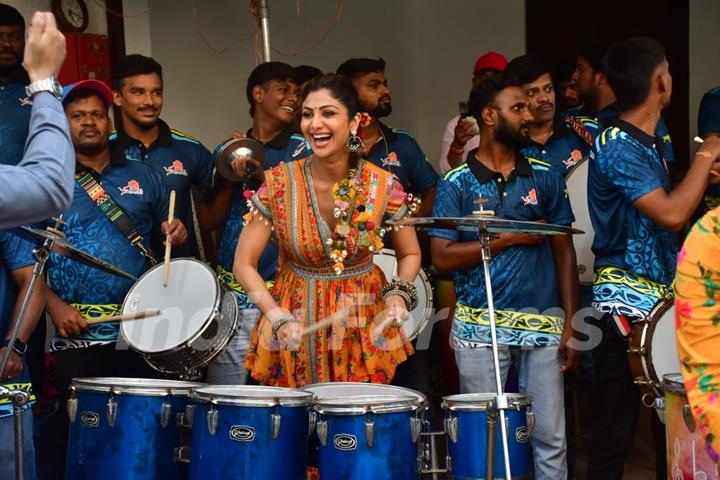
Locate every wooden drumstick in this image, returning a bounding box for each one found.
[301,307,350,337]
[373,312,400,338]
[85,309,161,325]
[163,190,176,287]
[695,136,704,143]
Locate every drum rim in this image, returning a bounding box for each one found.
[300,381,427,403]
[373,248,434,341]
[441,392,533,411]
[189,385,314,406]
[70,377,203,396]
[661,373,685,394]
[120,257,222,353]
[313,394,420,415]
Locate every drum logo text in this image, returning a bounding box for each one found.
[80,412,100,428]
[229,425,255,442]
[334,434,358,451]
[515,426,530,443]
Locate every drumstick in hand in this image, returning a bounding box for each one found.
[373,312,399,338]
[163,190,176,287]
[301,307,350,337]
[85,309,161,324]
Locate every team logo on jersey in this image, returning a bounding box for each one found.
[521,188,538,206]
[119,179,144,196]
[164,159,188,176]
[19,96,32,107]
[563,149,584,169]
[381,151,400,168]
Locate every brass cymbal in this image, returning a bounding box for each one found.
[215,137,266,182]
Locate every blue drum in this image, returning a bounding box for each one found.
[442,393,534,480]
[188,385,312,480]
[65,377,202,480]
[303,383,426,480]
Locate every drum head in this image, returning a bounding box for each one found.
[565,160,595,284]
[649,301,680,383]
[301,382,427,404]
[442,393,532,411]
[71,377,203,396]
[190,385,313,406]
[373,249,433,341]
[121,258,220,353]
[662,373,685,395]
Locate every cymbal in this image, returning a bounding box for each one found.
[387,215,584,235]
[14,227,137,281]
[215,137,266,182]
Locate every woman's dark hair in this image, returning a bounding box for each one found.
[301,73,363,118]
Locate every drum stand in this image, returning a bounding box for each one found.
[0,233,55,480]
[477,224,513,480]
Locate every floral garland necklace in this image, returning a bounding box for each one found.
[327,160,385,275]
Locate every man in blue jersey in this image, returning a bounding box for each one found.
[586,37,720,480]
[41,80,187,476]
[205,61,307,384]
[0,4,31,167]
[110,54,214,259]
[0,231,45,478]
[430,74,580,479]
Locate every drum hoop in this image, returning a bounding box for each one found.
[373,249,434,340]
[70,377,203,396]
[120,257,223,353]
[441,393,533,411]
[313,395,419,415]
[189,386,313,407]
[300,381,428,403]
[630,290,675,395]
[661,373,685,395]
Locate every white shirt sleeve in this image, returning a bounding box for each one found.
[439,115,460,174]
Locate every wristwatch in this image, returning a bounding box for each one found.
[25,77,63,99]
[0,338,28,356]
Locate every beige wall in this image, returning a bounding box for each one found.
[5,0,108,35]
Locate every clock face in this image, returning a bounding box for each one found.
[62,0,85,29]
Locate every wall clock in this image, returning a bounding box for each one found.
[52,0,90,33]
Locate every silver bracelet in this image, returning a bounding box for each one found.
[271,312,297,339]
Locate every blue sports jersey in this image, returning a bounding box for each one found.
[0,69,32,166]
[216,128,308,308]
[110,120,213,258]
[589,120,678,317]
[48,159,168,350]
[0,230,36,418]
[366,122,438,195]
[429,152,575,347]
[520,114,599,179]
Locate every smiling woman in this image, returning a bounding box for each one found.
[233,73,423,388]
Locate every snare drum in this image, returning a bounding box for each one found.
[662,374,719,479]
[373,249,433,341]
[565,159,595,284]
[442,393,534,479]
[66,377,202,480]
[306,384,424,479]
[120,258,238,377]
[628,292,680,401]
[188,386,313,480]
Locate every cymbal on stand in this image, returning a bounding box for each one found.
[215,137,266,182]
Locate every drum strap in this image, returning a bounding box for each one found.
[75,170,158,266]
[564,116,595,147]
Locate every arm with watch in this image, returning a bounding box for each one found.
[0,12,74,229]
[0,266,46,381]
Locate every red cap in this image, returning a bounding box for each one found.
[473,52,508,75]
[62,79,114,107]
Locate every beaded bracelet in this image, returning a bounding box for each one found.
[271,312,298,339]
[380,277,419,311]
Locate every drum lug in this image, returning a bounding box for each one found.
[67,398,78,423]
[316,419,327,447]
[365,417,375,448]
[654,397,666,424]
[444,416,458,444]
[161,400,172,428]
[271,413,281,440]
[526,411,536,437]
[207,407,218,436]
[173,446,191,464]
[106,397,117,428]
[683,404,696,433]
[627,346,646,355]
[410,417,422,444]
[308,410,317,436]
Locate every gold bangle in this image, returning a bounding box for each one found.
[696,150,712,159]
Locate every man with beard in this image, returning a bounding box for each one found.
[430,74,580,479]
[0,4,31,166]
[337,58,438,216]
[586,37,720,480]
[203,61,307,384]
[38,80,187,477]
[507,54,598,179]
[110,54,214,259]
